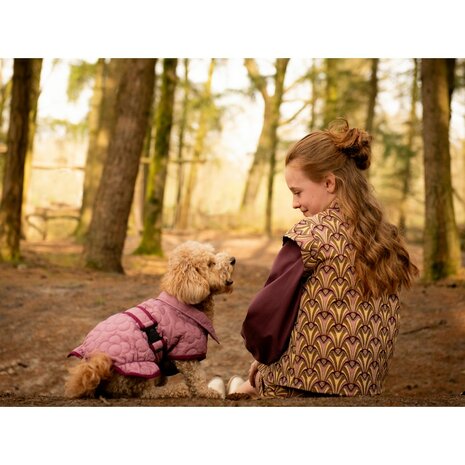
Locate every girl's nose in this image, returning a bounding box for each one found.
[292,198,300,209]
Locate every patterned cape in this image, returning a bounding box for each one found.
[242,200,400,396]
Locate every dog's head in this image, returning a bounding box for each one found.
[160,241,236,305]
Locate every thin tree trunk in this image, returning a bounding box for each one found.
[132,59,158,236]
[178,59,215,230]
[0,62,12,196]
[173,58,190,229]
[135,58,177,255]
[0,59,11,143]
[421,58,461,281]
[21,59,42,217]
[323,58,340,127]
[84,59,156,272]
[364,58,379,180]
[0,59,34,262]
[309,58,318,131]
[240,108,272,212]
[399,58,418,233]
[241,58,276,216]
[365,58,379,135]
[75,59,122,240]
[265,58,289,237]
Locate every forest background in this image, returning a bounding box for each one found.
[1,57,465,279]
[2,1,465,464]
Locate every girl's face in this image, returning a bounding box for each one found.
[284,161,336,217]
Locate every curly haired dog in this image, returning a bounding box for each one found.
[65,241,235,399]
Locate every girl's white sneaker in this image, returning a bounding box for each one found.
[226,375,245,395]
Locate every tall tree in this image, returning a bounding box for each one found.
[21,59,43,214]
[421,58,461,281]
[0,60,12,143]
[365,58,379,136]
[323,58,340,127]
[0,60,13,192]
[132,59,158,236]
[135,58,178,255]
[84,59,156,272]
[364,58,379,180]
[173,58,190,229]
[398,58,419,233]
[75,59,122,239]
[265,58,290,236]
[241,58,290,219]
[0,60,36,262]
[177,58,215,230]
[308,58,320,131]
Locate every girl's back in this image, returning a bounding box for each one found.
[259,201,399,396]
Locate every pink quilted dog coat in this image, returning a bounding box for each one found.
[69,291,219,379]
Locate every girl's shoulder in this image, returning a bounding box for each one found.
[285,201,346,248]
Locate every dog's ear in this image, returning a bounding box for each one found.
[178,264,210,305]
[162,262,210,305]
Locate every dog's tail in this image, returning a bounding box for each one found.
[64,352,113,398]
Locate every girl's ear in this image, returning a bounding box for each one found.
[325,173,336,194]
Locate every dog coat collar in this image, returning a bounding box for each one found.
[155,291,220,344]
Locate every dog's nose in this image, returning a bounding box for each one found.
[230,257,236,265]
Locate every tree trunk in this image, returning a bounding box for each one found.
[365,58,379,135]
[0,59,34,262]
[265,58,289,237]
[0,62,12,196]
[241,58,283,217]
[421,58,461,281]
[135,58,177,255]
[0,59,12,144]
[177,59,215,230]
[132,59,158,236]
[173,59,190,229]
[240,108,272,213]
[75,59,122,240]
[364,58,379,180]
[83,59,156,272]
[323,58,340,127]
[21,59,42,217]
[399,58,419,233]
[309,58,318,131]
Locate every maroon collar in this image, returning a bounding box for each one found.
[156,291,219,344]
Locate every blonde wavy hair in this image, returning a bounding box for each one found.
[285,118,419,297]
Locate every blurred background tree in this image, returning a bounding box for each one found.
[1,58,464,280]
[83,59,156,272]
[135,58,177,256]
[0,59,42,261]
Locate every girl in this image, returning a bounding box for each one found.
[233,119,419,398]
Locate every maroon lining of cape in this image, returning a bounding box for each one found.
[241,238,305,365]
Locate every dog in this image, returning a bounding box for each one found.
[65,241,235,399]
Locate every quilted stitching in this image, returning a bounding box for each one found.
[70,292,218,378]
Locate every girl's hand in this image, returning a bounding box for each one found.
[248,360,259,388]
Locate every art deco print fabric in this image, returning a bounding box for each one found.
[257,201,400,397]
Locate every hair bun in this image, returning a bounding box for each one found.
[327,118,372,170]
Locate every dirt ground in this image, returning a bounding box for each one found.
[1,231,465,407]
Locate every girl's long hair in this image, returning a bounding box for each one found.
[285,118,419,297]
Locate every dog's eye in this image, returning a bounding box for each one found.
[208,260,215,268]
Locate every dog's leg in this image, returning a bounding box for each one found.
[174,360,223,399]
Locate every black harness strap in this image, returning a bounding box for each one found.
[125,307,179,377]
